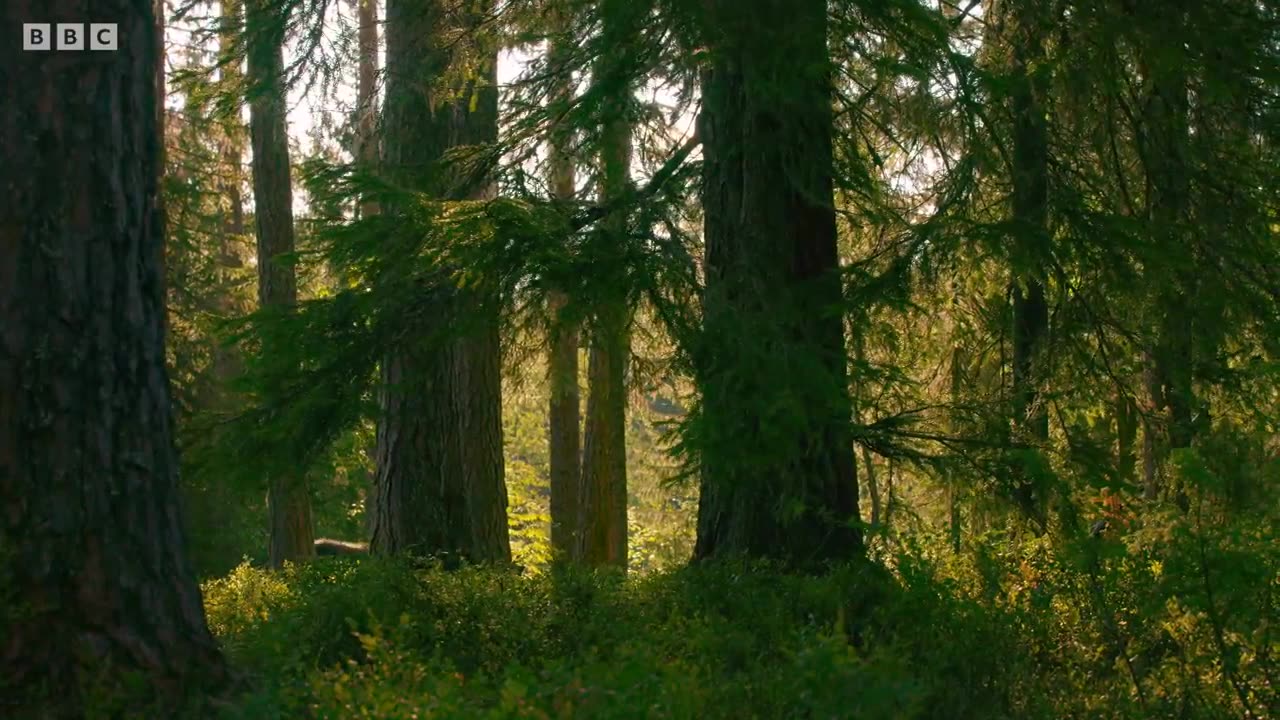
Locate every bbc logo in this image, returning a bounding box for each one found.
[23,23,119,51]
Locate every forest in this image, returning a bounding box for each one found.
[1,0,1277,717]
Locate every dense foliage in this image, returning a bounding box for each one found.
[63,0,1280,714]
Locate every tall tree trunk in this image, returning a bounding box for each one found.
[1116,388,1138,484]
[355,0,380,219]
[949,344,965,553]
[546,31,583,562]
[246,0,315,567]
[579,1,633,568]
[0,0,229,711]
[1138,3,1194,507]
[692,0,862,568]
[448,12,510,563]
[371,0,510,563]
[212,0,247,394]
[352,0,380,534]
[1003,0,1051,531]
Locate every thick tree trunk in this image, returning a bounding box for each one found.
[546,32,584,562]
[579,305,630,567]
[371,338,471,556]
[0,0,228,711]
[454,31,511,563]
[371,0,510,563]
[457,300,512,563]
[692,0,862,568]
[247,0,316,567]
[579,11,633,568]
[1003,0,1051,530]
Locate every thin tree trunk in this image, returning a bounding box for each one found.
[1116,387,1138,484]
[579,2,633,568]
[212,0,247,394]
[692,0,862,568]
[949,345,964,553]
[1138,2,1194,508]
[355,0,380,219]
[353,0,380,535]
[1003,0,1051,531]
[246,0,315,567]
[546,30,583,562]
[0,0,229,710]
[862,445,880,528]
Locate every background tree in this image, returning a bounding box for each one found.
[578,0,637,569]
[545,8,584,562]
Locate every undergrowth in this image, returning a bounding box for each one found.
[199,506,1275,720]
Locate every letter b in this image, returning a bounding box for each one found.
[56,23,85,51]
[23,24,51,51]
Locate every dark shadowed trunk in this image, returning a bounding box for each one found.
[0,0,228,711]
[546,32,583,562]
[247,0,315,567]
[692,0,862,568]
[1138,3,1194,506]
[579,3,633,568]
[1002,0,1051,530]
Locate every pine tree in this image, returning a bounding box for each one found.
[0,0,228,710]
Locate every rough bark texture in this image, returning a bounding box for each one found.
[1003,0,1051,530]
[371,336,471,556]
[579,9,633,568]
[546,33,583,562]
[371,0,510,563]
[247,0,316,567]
[0,0,228,711]
[451,27,511,563]
[692,0,862,568]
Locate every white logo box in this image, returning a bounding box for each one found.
[24,23,118,51]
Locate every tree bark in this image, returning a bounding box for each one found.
[371,0,510,563]
[1138,3,1194,507]
[355,0,380,219]
[1002,0,1051,530]
[246,0,316,567]
[212,0,248,394]
[579,2,633,568]
[692,0,862,568]
[546,32,583,562]
[0,0,228,711]
[353,0,380,534]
